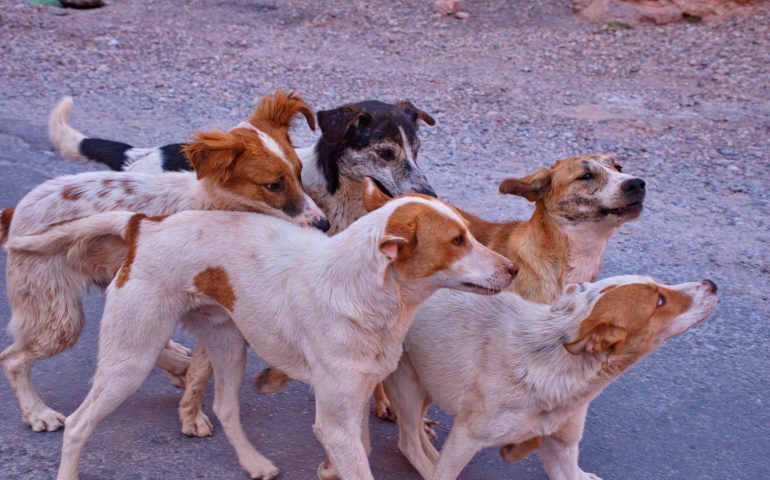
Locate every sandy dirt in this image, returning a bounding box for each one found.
[0,1,768,479]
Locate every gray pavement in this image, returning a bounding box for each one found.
[1,1,768,479]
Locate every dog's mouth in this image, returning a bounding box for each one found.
[370,178,394,198]
[461,282,503,295]
[601,201,644,217]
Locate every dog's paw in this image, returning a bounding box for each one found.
[162,369,187,389]
[316,459,338,480]
[422,417,438,441]
[166,339,192,357]
[23,406,65,432]
[374,399,396,422]
[181,411,214,437]
[578,472,603,480]
[242,458,279,480]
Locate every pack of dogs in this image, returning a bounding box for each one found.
[0,91,718,480]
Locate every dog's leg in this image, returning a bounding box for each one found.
[58,295,176,480]
[1,265,88,433]
[430,424,483,480]
[314,380,374,480]
[538,405,601,480]
[189,314,279,479]
[157,339,192,388]
[373,382,396,421]
[178,343,214,437]
[384,356,437,478]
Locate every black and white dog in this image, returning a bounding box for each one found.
[50,96,437,234]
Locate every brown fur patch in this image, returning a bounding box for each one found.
[115,213,147,288]
[0,207,14,244]
[62,185,84,201]
[386,202,469,279]
[564,283,692,365]
[122,180,135,195]
[193,267,236,311]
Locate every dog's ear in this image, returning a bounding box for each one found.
[380,215,416,261]
[362,177,392,212]
[317,104,372,144]
[250,90,316,133]
[564,321,628,355]
[183,130,246,183]
[397,100,436,130]
[498,168,552,202]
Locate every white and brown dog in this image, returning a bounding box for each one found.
[385,276,718,480]
[8,179,517,480]
[48,94,441,436]
[0,91,328,433]
[49,96,438,234]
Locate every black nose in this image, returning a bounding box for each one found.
[622,178,646,194]
[702,279,717,294]
[314,217,331,233]
[419,185,437,198]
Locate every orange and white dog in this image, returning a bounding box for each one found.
[0,91,328,433]
[8,179,517,480]
[385,276,718,479]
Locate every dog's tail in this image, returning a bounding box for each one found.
[0,207,13,245]
[5,211,139,256]
[49,96,133,171]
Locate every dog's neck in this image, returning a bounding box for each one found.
[559,220,616,284]
[297,146,365,235]
[506,302,620,410]
[462,203,614,303]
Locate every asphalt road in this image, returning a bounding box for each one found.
[1,1,768,479]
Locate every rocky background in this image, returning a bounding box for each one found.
[0,1,768,479]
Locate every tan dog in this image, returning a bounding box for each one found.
[8,179,517,480]
[0,91,327,433]
[385,276,718,479]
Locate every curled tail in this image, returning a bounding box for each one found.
[4,211,139,258]
[48,96,133,171]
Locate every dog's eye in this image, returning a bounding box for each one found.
[452,234,465,246]
[577,173,594,181]
[378,148,395,161]
[657,294,666,308]
[265,181,284,192]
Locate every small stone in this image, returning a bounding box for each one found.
[455,11,470,20]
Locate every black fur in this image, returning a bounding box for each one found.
[160,144,191,172]
[79,138,132,171]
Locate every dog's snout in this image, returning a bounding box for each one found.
[622,178,646,194]
[419,185,438,198]
[701,279,718,294]
[314,217,331,233]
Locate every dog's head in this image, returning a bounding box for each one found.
[499,154,645,227]
[558,275,718,372]
[315,100,437,198]
[362,178,516,294]
[184,91,330,232]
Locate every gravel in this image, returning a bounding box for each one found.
[0,1,768,479]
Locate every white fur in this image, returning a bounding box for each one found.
[123,148,164,173]
[385,276,718,480]
[35,197,514,480]
[48,96,86,161]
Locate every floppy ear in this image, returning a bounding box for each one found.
[361,177,392,212]
[499,168,552,202]
[183,131,246,183]
[317,104,373,144]
[380,215,416,261]
[564,321,628,355]
[397,100,436,130]
[250,90,316,132]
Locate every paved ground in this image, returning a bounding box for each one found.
[1,1,768,479]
